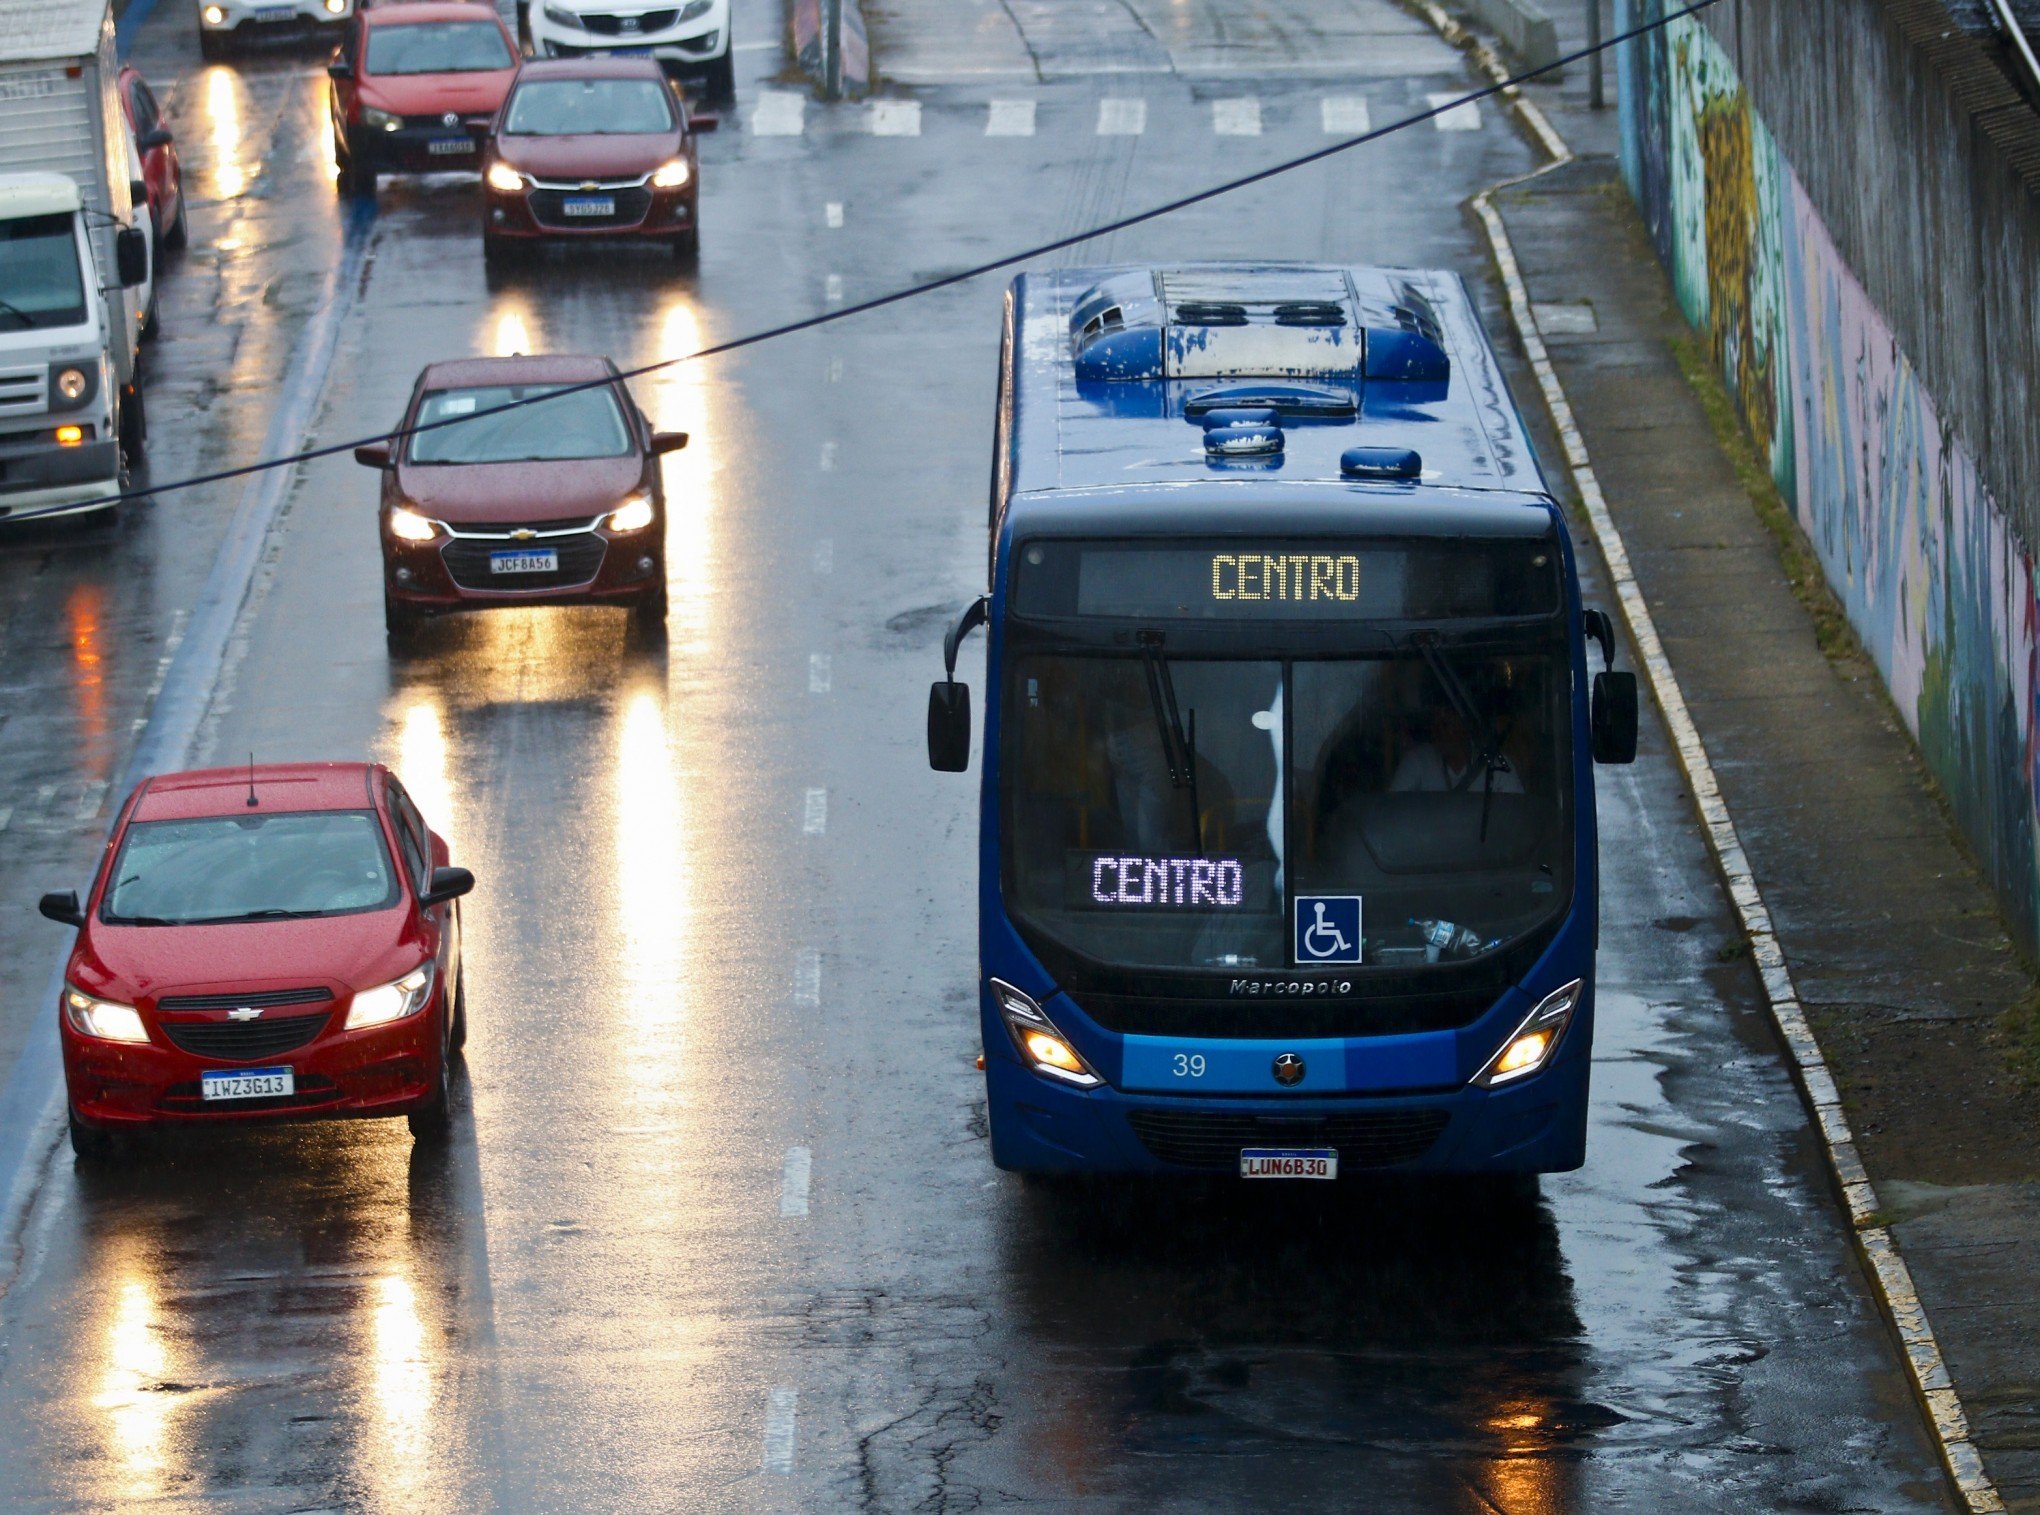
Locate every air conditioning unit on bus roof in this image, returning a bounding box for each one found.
[1068,266,1451,386]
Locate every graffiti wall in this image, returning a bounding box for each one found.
[1616,1,2040,947]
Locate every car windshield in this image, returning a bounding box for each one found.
[103,811,400,925]
[0,213,87,331]
[364,21,514,75]
[504,78,675,135]
[408,382,633,463]
[1001,644,1572,975]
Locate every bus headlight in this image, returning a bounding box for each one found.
[64,986,149,1044]
[388,506,439,542]
[345,965,434,1030]
[991,978,1100,1088]
[1475,979,1581,1087]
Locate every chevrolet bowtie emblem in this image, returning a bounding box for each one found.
[511,528,537,540]
[228,1007,263,1022]
[580,180,598,191]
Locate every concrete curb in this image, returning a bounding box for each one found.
[1459,0,1559,71]
[1405,2,2006,1509]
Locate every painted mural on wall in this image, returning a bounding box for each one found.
[1617,0,2040,945]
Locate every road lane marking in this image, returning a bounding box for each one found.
[1097,98,1146,135]
[763,1387,797,1473]
[1428,92,1482,131]
[73,781,107,822]
[986,99,1035,136]
[751,91,806,136]
[825,274,843,304]
[732,38,776,50]
[826,356,843,383]
[1533,301,1599,335]
[819,440,837,472]
[825,201,843,228]
[794,950,821,1006]
[868,99,921,136]
[809,653,831,693]
[779,1147,811,1216]
[0,807,15,834]
[1322,96,1370,135]
[803,788,827,835]
[1212,97,1260,136]
[813,538,834,573]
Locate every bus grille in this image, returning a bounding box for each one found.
[1125,1108,1449,1171]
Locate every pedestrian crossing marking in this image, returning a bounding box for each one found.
[751,90,806,136]
[1322,96,1371,135]
[1097,98,1146,135]
[986,99,1036,136]
[1427,92,1482,131]
[1212,98,1260,136]
[868,99,921,136]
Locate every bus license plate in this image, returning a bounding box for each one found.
[1240,1148,1337,1180]
[201,1067,294,1102]
[491,549,557,574]
[428,137,475,156]
[561,196,615,217]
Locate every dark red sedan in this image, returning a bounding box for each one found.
[40,762,474,1158]
[481,57,715,263]
[119,66,185,253]
[354,354,686,636]
[326,1,520,194]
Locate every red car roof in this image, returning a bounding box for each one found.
[417,353,619,388]
[131,763,381,822]
[510,56,670,81]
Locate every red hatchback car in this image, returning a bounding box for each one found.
[119,66,185,253]
[355,353,686,636]
[40,763,474,1158]
[481,57,715,263]
[326,1,521,194]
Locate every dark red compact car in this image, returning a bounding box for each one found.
[40,762,475,1158]
[326,2,521,194]
[481,57,715,263]
[119,66,185,253]
[355,354,686,636]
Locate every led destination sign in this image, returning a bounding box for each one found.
[1015,538,1559,621]
[1080,853,1246,909]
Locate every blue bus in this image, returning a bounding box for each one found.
[928,264,1638,1180]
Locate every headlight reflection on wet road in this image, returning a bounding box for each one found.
[650,298,716,649]
[94,1274,175,1496]
[203,67,249,202]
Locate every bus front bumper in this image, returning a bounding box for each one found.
[982,1042,1589,1177]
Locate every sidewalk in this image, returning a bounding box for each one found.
[1468,5,2040,1508]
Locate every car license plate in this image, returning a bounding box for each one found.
[611,45,652,55]
[200,1067,295,1102]
[491,548,558,574]
[255,5,295,19]
[428,137,475,156]
[1240,1148,1337,1179]
[561,195,615,217]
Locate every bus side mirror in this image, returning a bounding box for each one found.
[38,890,84,927]
[928,681,971,772]
[114,227,148,288]
[1591,671,1638,765]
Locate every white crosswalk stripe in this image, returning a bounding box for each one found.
[1212,97,1260,136]
[751,90,806,136]
[1097,97,1146,135]
[868,99,921,136]
[1321,96,1371,135]
[985,99,1036,136]
[1427,92,1482,131]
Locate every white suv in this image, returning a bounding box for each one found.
[526,0,732,99]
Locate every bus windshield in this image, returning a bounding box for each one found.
[1000,546,1572,977]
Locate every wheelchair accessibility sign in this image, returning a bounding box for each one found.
[1294,896,1363,965]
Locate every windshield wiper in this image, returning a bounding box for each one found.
[1137,629,1203,854]
[0,297,38,328]
[195,907,327,923]
[1412,631,1511,843]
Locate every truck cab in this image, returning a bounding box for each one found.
[0,172,145,520]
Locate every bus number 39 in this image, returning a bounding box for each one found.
[1172,1053,1207,1079]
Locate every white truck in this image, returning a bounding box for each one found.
[0,0,151,521]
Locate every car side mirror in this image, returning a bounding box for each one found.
[419,866,475,908]
[327,58,352,81]
[38,890,84,927]
[354,441,392,468]
[687,112,719,133]
[1591,671,1639,765]
[927,681,972,772]
[649,430,688,454]
[137,127,173,151]
[114,226,148,287]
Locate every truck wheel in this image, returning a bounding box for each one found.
[118,383,147,465]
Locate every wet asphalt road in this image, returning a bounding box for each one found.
[0,0,1957,1509]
